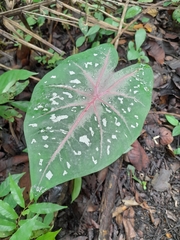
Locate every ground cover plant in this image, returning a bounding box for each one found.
[24,43,153,200]
[0,70,35,122]
[0,173,64,239]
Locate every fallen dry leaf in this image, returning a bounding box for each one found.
[127,140,150,171]
[144,23,156,33]
[122,207,136,240]
[147,41,165,64]
[112,205,128,217]
[159,127,173,145]
[166,210,178,222]
[147,8,158,17]
[151,168,172,191]
[115,213,123,226]
[122,197,139,207]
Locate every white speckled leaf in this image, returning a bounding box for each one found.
[24,44,153,199]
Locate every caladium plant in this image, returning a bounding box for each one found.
[24,43,153,200]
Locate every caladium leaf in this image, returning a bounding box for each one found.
[24,43,153,200]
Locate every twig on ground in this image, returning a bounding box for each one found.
[98,156,123,240]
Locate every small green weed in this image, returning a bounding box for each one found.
[35,49,63,68]
[0,173,64,239]
[127,165,147,190]
[76,18,100,47]
[165,115,180,154]
[127,28,149,63]
[0,70,36,122]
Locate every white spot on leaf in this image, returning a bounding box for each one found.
[112,135,117,139]
[95,63,99,67]
[46,171,53,180]
[31,139,36,144]
[114,117,120,126]
[92,156,97,164]
[29,123,38,127]
[42,135,48,140]
[51,75,56,78]
[89,127,94,136]
[105,108,111,113]
[102,118,107,127]
[39,159,43,165]
[44,144,49,148]
[69,71,75,75]
[63,170,67,176]
[84,62,92,68]
[50,114,68,123]
[134,115,139,119]
[144,87,149,91]
[107,145,110,155]
[60,129,67,134]
[70,79,81,84]
[63,91,73,98]
[118,97,123,104]
[122,109,126,114]
[73,150,81,155]
[79,135,91,146]
[67,162,71,169]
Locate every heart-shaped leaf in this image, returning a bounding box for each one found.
[24,43,153,199]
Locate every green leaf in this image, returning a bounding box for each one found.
[28,203,67,214]
[128,41,135,50]
[76,36,86,47]
[0,230,14,238]
[86,25,100,37]
[10,216,37,240]
[9,175,25,208]
[0,200,18,220]
[135,28,146,51]
[0,70,36,94]
[27,16,37,26]
[0,92,14,104]
[36,229,61,240]
[127,49,140,61]
[78,18,88,35]
[172,125,180,136]
[24,43,153,200]
[173,147,180,155]
[19,219,50,230]
[0,173,25,198]
[125,6,142,19]
[0,219,16,232]
[0,105,22,122]
[43,213,54,226]
[10,80,29,97]
[172,9,180,21]
[138,0,153,2]
[4,194,17,209]
[10,101,30,112]
[71,177,82,202]
[165,115,179,126]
